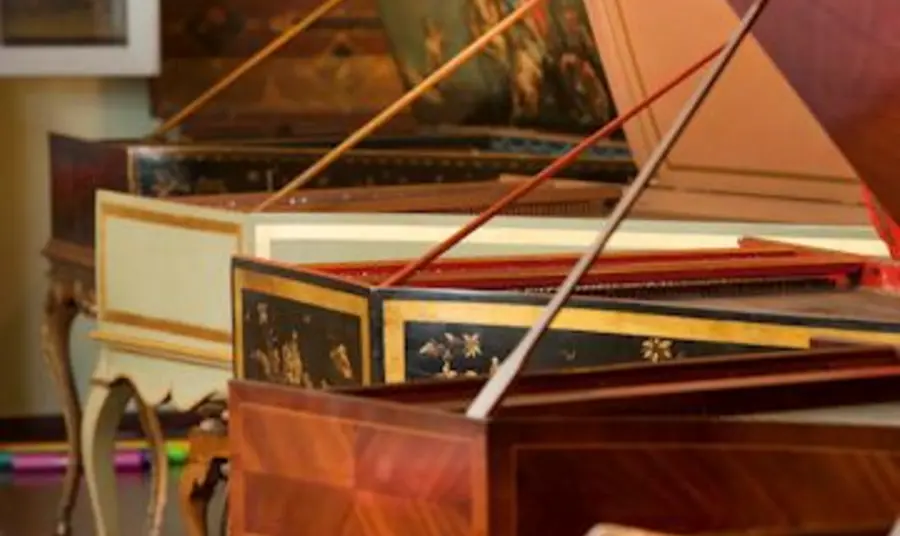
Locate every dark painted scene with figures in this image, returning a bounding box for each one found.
[238,289,367,388]
[6,0,900,535]
[378,0,622,134]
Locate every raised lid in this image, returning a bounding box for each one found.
[151,0,413,136]
[375,0,624,135]
[154,0,629,138]
[725,0,900,226]
[583,0,867,225]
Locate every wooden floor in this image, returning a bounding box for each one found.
[0,467,225,535]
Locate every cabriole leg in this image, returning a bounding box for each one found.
[81,379,134,536]
[134,392,168,536]
[40,280,81,536]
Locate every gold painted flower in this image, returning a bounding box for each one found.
[462,333,482,359]
[641,338,675,363]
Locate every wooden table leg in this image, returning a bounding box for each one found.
[180,422,229,536]
[41,279,82,536]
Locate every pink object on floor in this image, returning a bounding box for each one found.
[10,451,146,472]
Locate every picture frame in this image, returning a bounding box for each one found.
[0,0,159,76]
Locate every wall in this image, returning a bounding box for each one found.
[0,78,155,417]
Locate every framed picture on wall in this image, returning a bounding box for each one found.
[0,0,159,76]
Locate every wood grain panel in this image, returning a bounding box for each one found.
[585,0,867,226]
[230,382,486,536]
[242,474,356,535]
[496,419,900,535]
[239,403,355,486]
[726,0,900,223]
[152,0,404,134]
[354,424,473,504]
[633,188,868,225]
[229,346,900,536]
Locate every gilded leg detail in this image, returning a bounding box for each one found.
[41,280,81,536]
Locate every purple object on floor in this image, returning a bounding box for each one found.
[10,451,147,472]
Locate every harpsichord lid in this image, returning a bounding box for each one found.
[152,0,626,139]
[368,0,625,135]
[151,0,412,137]
[724,0,900,226]
[583,0,868,224]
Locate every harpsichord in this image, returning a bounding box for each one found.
[230,0,900,389]
[227,2,900,534]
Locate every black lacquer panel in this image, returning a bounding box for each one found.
[129,148,632,196]
[240,290,365,387]
[402,321,781,381]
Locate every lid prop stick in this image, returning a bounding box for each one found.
[147,0,347,139]
[466,0,771,420]
[379,44,726,288]
[252,0,549,212]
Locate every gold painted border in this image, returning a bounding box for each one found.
[101,310,232,344]
[232,265,372,384]
[381,299,900,383]
[605,0,853,182]
[90,330,230,367]
[97,199,243,343]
